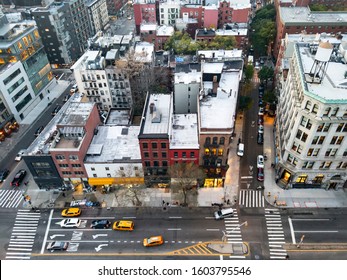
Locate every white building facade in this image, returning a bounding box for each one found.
[159,0,181,26]
[275,41,347,190]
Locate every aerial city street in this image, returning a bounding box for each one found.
[0,0,347,263]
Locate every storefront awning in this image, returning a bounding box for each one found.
[88,177,144,186]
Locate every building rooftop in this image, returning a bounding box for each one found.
[105,109,132,125]
[280,7,347,25]
[140,23,157,31]
[296,43,347,103]
[170,114,199,149]
[200,70,240,129]
[198,49,243,60]
[59,102,95,126]
[70,50,105,71]
[0,21,36,48]
[140,93,172,136]
[25,94,85,155]
[157,25,174,36]
[134,42,154,63]
[85,125,141,163]
[216,28,248,36]
[175,70,202,84]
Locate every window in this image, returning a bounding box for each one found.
[151,142,157,149]
[317,124,323,132]
[205,148,210,155]
[218,149,223,156]
[162,152,167,158]
[162,161,168,167]
[337,136,344,144]
[190,152,195,158]
[161,143,166,149]
[331,107,339,117]
[318,136,325,145]
[313,148,320,156]
[219,137,225,145]
[107,174,111,177]
[311,136,319,145]
[153,152,158,158]
[296,175,307,183]
[71,164,81,168]
[336,123,344,132]
[69,155,78,160]
[312,104,318,114]
[105,167,109,171]
[58,164,69,168]
[304,100,312,111]
[323,123,331,132]
[302,161,314,169]
[55,155,65,160]
[144,152,149,158]
[142,143,148,149]
[323,107,331,116]
[312,175,324,184]
[91,167,95,171]
[174,152,178,158]
[182,152,186,158]
[205,137,211,145]
[325,149,332,157]
[120,167,124,170]
[330,136,337,144]
[153,161,159,167]
[74,171,84,175]
[145,161,150,167]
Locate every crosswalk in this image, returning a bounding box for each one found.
[265,208,288,259]
[224,209,246,259]
[6,209,41,259]
[239,190,265,207]
[0,190,24,208]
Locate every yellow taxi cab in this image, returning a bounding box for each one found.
[113,220,134,231]
[61,208,81,217]
[143,235,164,247]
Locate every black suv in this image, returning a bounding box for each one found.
[10,169,27,186]
[90,220,111,229]
[0,169,10,182]
[257,133,264,145]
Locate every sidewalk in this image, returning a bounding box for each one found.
[263,115,347,208]
[24,97,347,209]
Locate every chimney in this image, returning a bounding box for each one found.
[150,103,155,114]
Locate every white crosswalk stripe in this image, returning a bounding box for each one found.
[0,190,24,208]
[239,190,265,207]
[265,208,287,259]
[6,209,41,259]
[223,209,246,246]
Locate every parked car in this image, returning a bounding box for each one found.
[10,169,27,186]
[15,149,26,161]
[258,116,264,125]
[34,126,44,137]
[51,105,61,116]
[259,99,264,107]
[143,236,164,247]
[60,218,81,228]
[258,125,264,134]
[63,94,70,102]
[258,107,264,116]
[257,168,264,181]
[0,169,10,182]
[127,16,132,20]
[257,155,265,168]
[257,133,264,144]
[61,208,81,217]
[47,241,69,252]
[90,219,111,229]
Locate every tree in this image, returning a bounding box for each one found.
[113,165,145,207]
[258,66,274,85]
[250,4,276,57]
[168,162,206,207]
[244,65,255,82]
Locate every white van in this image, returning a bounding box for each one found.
[214,208,234,220]
[237,143,244,157]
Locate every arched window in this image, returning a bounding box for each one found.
[312,104,319,114]
[304,100,312,111]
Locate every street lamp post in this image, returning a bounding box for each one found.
[297,234,305,248]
